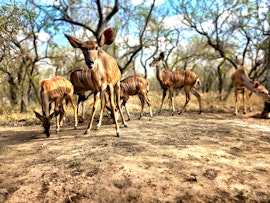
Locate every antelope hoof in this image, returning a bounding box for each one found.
[124,123,128,128]
[127,118,131,121]
[117,132,120,138]
[96,126,100,130]
[198,111,202,114]
[84,130,89,135]
[56,130,59,134]
[74,125,77,129]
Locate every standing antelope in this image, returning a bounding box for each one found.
[149,52,202,115]
[65,27,127,137]
[70,68,108,127]
[231,65,270,115]
[120,75,153,120]
[34,76,78,137]
[70,68,93,122]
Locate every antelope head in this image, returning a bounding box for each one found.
[254,81,269,95]
[254,81,270,102]
[64,28,115,69]
[34,110,56,137]
[149,52,165,67]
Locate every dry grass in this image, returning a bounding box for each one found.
[148,90,265,114]
[0,90,266,126]
[0,105,38,126]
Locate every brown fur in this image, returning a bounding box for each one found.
[149,52,202,115]
[231,65,270,115]
[65,28,127,137]
[70,69,109,124]
[120,75,153,120]
[70,69,94,122]
[34,76,78,137]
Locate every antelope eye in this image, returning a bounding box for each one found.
[95,46,98,50]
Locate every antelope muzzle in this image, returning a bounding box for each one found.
[84,51,95,69]
[85,58,94,69]
[42,117,51,137]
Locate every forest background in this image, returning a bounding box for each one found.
[0,0,269,114]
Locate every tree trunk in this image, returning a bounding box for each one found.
[20,86,27,113]
[217,70,223,100]
[8,76,19,105]
[20,99,27,113]
[262,37,270,118]
[217,62,224,100]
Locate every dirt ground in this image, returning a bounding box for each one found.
[0,105,270,203]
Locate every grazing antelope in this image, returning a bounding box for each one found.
[120,75,153,120]
[149,52,202,115]
[231,66,252,115]
[231,65,270,115]
[65,27,127,137]
[34,76,78,137]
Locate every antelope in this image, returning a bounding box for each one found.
[70,68,109,127]
[120,75,153,120]
[231,65,270,115]
[70,68,94,122]
[65,27,127,137]
[149,52,202,115]
[34,76,78,137]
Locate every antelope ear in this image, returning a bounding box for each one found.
[159,52,165,59]
[64,34,82,48]
[98,27,115,46]
[254,81,260,88]
[34,110,43,121]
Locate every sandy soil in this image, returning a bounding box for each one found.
[0,108,270,203]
